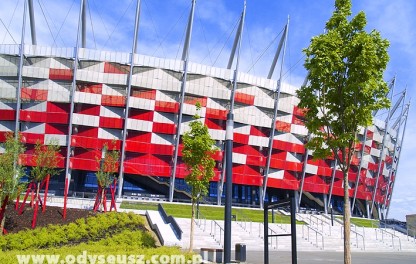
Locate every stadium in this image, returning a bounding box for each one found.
[0,0,409,221]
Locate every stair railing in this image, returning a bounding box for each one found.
[236,209,253,234]
[210,220,224,246]
[309,214,331,235]
[301,224,324,249]
[257,222,281,249]
[195,208,207,232]
[341,226,365,250]
[375,227,402,250]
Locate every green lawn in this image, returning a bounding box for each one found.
[336,216,379,227]
[121,201,302,224]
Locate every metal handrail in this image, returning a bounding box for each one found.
[309,214,331,235]
[210,220,224,246]
[258,222,281,249]
[375,227,402,250]
[236,210,253,234]
[195,209,207,232]
[301,224,324,249]
[341,226,365,250]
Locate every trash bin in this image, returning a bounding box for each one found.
[235,243,246,262]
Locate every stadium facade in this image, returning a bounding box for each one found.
[0,0,408,220]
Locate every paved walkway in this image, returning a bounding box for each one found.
[241,251,416,264]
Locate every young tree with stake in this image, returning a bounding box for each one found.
[182,102,217,251]
[296,1,390,263]
[28,140,62,227]
[94,142,119,212]
[0,133,25,234]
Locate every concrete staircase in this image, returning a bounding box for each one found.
[174,213,416,253]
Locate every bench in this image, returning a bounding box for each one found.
[200,248,223,263]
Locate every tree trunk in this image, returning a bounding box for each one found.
[189,199,195,252]
[0,196,9,235]
[36,182,41,208]
[0,215,5,235]
[100,187,105,212]
[343,170,351,264]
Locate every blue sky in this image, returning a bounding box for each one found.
[1,0,415,221]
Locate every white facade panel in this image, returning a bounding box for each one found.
[72,113,99,127]
[22,102,47,112]
[290,124,308,136]
[248,135,269,147]
[128,97,155,111]
[373,132,383,143]
[98,128,122,139]
[127,119,152,132]
[0,66,18,76]
[0,102,15,110]
[151,133,174,145]
[232,152,247,164]
[268,169,284,179]
[234,124,250,134]
[0,87,16,99]
[100,106,124,118]
[22,123,45,133]
[44,134,67,146]
[153,112,175,124]
[48,90,70,102]
[254,96,274,109]
[22,66,49,79]
[305,164,318,175]
[74,91,102,105]
[102,84,123,96]
[370,148,380,157]
[275,133,303,145]
[208,129,226,141]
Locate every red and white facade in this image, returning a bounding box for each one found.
[0,44,404,218]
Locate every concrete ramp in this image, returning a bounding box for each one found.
[146,210,181,247]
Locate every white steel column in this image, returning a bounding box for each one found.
[118,0,142,199]
[28,0,37,45]
[64,0,85,194]
[382,98,406,215]
[371,79,396,214]
[351,128,368,211]
[261,18,289,209]
[15,0,28,138]
[169,0,196,202]
[386,102,410,219]
[218,4,248,205]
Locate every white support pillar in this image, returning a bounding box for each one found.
[170,0,196,202]
[118,0,142,199]
[261,18,289,209]
[64,0,85,195]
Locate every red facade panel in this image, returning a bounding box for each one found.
[205,108,227,120]
[152,122,176,134]
[21,88,48,101]
[99,116,124,129]
[49,69,73,80]
[101,95,126,107]
[0,109,16,120]
[234,92,255,105]
[155,101,179,113]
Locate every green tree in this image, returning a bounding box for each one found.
[182,102,217,251]
[30,140,62,204]
[296,1,390,263]
[95,142,119,212]
[0,133,25,234]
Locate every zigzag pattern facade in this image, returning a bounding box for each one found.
[0,44,400,212]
